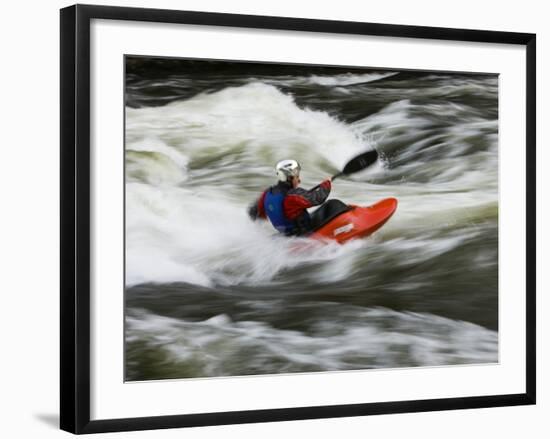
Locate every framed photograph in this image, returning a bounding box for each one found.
[60,4,536,434]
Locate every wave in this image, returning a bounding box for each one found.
[126,307,498,379]
[284,72,399,87]
[126,82,373,176]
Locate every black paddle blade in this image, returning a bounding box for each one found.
[342,149,379,175]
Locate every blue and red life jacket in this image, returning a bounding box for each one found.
[263,188,296,235]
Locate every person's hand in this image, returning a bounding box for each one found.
[320,178,332,190]
[248,204,258,221]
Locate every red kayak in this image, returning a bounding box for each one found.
[309,198,398,244]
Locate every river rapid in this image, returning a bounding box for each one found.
[125,58,498,380]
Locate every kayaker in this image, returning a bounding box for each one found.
[248,159,332,236]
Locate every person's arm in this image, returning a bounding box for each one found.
[284,179,331,219]
[248,190,268,221]
[306,179,332,205]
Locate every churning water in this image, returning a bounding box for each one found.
[125,58,498,381]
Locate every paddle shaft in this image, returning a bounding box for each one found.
[309,172,343,192]
[308,149,378,191]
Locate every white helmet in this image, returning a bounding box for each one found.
[276,159,301,182]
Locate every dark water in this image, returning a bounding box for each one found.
[125,57,498,381]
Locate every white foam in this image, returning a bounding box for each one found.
[127,82,372,172]
[126,307,498,374]
[307,72,398,87]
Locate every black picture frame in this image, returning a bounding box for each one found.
[60,4,536,434]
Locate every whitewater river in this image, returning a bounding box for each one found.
[124,58,498,381]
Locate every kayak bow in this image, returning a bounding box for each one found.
[309,198,398,244]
